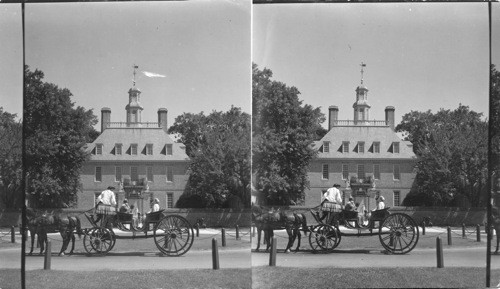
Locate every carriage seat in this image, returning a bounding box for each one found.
[116,212,134,223]
[145,209,165,224]
[340,209,358,221]
[370,207,390,221]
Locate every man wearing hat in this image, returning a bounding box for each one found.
[345,196,356,211]
[94,186,117,225]
[319,183,343,222]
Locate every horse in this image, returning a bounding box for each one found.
[26,208,83,256]
[252,205,308,253]
[26,208,48,255]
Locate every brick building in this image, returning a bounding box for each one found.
[78,84,190,214]
[306,68,416,210]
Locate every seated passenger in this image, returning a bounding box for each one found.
[143,198,161,232]
[344,197,356,211]
[373,196,385,211]
[119,199,131,213]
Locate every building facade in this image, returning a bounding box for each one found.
[78,85,190,214]
[306,71,416,210]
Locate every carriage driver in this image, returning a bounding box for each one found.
[319,183,343,222]
[93,186,117,225]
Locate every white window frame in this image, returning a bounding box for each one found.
[357,164,365,179]
[358,142,365,153]
[373,142,380,154]
[342,164,349,180]
[166,144,173,155]
[131,144,138,155]
[373,164,380,180]
[394,191,401,206]
[95,166,102,182]
[131,166,139,182]
[147,166,153,182]
[115,166,122,182]
[393,142,400,154]
[167,192,174,208]
[115,143,122,155]
[146,144,153,155]
[323,141,330,153]
[322,164,329,180]
[96,144,103,155]
[342,141,349,153]
[166,166,173,182]
[393,164,401,180]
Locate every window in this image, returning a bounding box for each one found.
[394,191,401,206]
[373,142,380,154]
[358,142,365,153]
[95,167,102,182]
[393,164,400,180]
[131,144,138,155]
[166,144,173,155]
[322,164,329,180]
[115,143,122,155]
[147,166,153,182]
[131,166,138,182]
[357,164,365,179]
[146,144,153,155]
[342,142,350,153]
[167,193,174,208]
[166,166,173,182]
[393,142,400,154]
[323,141,330,153]
[373,164,380,180]
[115,166,122,182]
[96,144,103,155]
[342,164,349,180]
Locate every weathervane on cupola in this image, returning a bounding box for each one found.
[132,64,139,86]
[360,62,366,85]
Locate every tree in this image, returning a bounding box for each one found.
[0,108,22,209]
[252,63,325,206]
[169,107,251,208]
[24,66,98,208]
[397,105,488,207]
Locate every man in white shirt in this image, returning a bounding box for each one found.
[319,183,342,223]
[94,186,117,225]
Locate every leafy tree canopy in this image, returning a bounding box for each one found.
[169,107,251,208]
[24,66,98,208]
[0,108,22,209]
[397,104,488,207]
[252,63,325,206]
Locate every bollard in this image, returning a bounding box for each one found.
[11,226,15,243]
[436,237,444,268]
[462,224,466,239]
[195,224,199,237]
[447,226,452,246]
[235,225,240,240]
[44,240,51,270]
[221,228,226,247]
[421,222,425,235]
[476,224,481,242]
[269,236,277,266]
[212,238,219,270]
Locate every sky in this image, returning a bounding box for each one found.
[0,2,499,128]
[0,0,251,128]
[254,2,500,128]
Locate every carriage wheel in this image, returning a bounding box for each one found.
[83,227,116,255]
[153,215,194,256]
[308,224,341,253]
[378,213,419,254]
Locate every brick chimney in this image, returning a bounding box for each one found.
[328,106,339,130]
[101,107,111,133]
[158,108,168,134]
[385,106,395,130]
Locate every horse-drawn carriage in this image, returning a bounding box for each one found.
[309,206,420,254]
[82,209,194,256]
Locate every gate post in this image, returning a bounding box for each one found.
[195,223,199,237]
[462,224,466,239]
[447,227,452,246]
[477,224,481,242]
[235,225,240,240]
[44,240,52,270]
[221,228,226,247]
[212,238,219,270]
[11,226,15,243]
[422,222,426,235]
[436,237,444,268]
[269,236,277,266]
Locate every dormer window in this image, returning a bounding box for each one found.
[323,141,330,153]
[115,143,122,155]
[393,142,400,154]
[146,144,153,155]
[373,142,380,154]
[358,142,365,153]
[131,144,138,155]
[342,141,350,153]
[96,144,103,155]
[166,144,173,155]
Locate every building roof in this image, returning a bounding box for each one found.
[86,127,189,162]
[313,126,416,160]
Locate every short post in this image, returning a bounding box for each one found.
[476,224,481,242]
[436,237,444,268]
[235,225,240,240]
[269,236,277,266]
[11,226,15,243]
[447,226,452,246]
[422,222,426,235]
[462,224,466,239]
[221,228,226,247]
[44,240,51,270]
[195,223,199,237]
[212,238,219,270]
